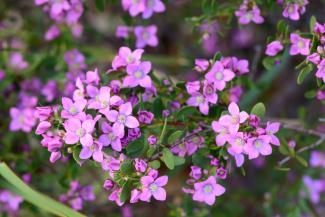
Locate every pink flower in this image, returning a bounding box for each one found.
[79,141,103,162]
[122,0,145,17]
[219,102,249,134]
[104,102,139,137]
[244,135,272,159]
[9,52,29,71]
[186,81,200,94]
[45,25,61,41]
[64,117,98,146]
[203,81,218,104]
[289,33,310,56]
[227,132,246,154]
[265,122,281,146]
[315,59,325,83]
[193,176,225,205]
[186,92,209,115]
[195,59,209,72]
[282,3,300,20]
[142,0,165,19]
[307,53,321,64]
[98,121,123,152]
[227,148,245,167]
[123,61,152,88]
[205,61,235,90]
[61,97,87,119]
[310,151,325,168]
[9,108,36,132]
[87,86,121,113]
[211,120,230,146]
[265,40,284,56]
[140,175,168,201]
[235,1,264,25]
[134,25,158,48]
[112,47,144,70]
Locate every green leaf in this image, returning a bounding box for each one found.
[94,0,105,12]
[120,181,132,203]
[148,160,161,169]
[167,131,183,144]
[277,20,287,33]
[72,145,83,165]
[262,57,276,70]
[0,162,85,217]
[309,16,317,32]
[152,97,164,118]
[275,167,291,172]
[304,90,316,99]
[250,102,266,117]
[120,159,134,175]
[297,64,314,85]
[192,150,210,168]
[176,106,198,120]
[126,136,145,158]
[295,155,308,167]
[287,208,301,217]
[173,156,185,166]
[161,148,175,169]
[213,52,222,61]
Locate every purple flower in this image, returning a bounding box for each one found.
[134,158,147,172]
[142,0,166,19]
[310,151,325,168]
[186,81,200,94]
[115,25,130,39]
[227,132,246,154]
[190,166,202,180]
[228,86,243,103]
[0,190,23,214]
[35,121,51,135]
[186,92,209,115]
[235,1,264,25]
[147,135,157,145]
[307,53,321,64]
[195,59,209,72]
[79,141,103,162]
[123,61,152,88]
[45,25,60,41]
[266,40,284,56]
[61,97,87,119]
[219,102,249,134]
[303,176,324,204]
[193,176,225,205]
[216,167,227,179]
[227,148,245,167]
[212,120,230,146]
[104,102,139,137]
[112,47,144,70]
[289,33,310,56]
[205,61,235,90]
[87,86,121,113]
[108,188,124,206]
[315,59,325,83]
[98,121,123,152]
[9,108,36,132]
[134,25,158,48]
[103,179,114,190]
[140,175,168,201]
[128,127,142,141]
[265,122,281,146]
[64,117,98,146]
[138,110,154,124]
[9,52,29,71]
[122,0,145,17]
[203,81,218,104]
[244,135,272,159]
[41,80,58,102]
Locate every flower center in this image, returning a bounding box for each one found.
[297,41,305,49]
[245,12,253,20]
[76,128,85,137]
[69,106,78,115]
[134,70,143,79]
[231,115,239,124]
[108,132,115,140]
[203,184,213,194]
[235,138,244,147]
[196,96,204,104]
[101,100,109,108]
[205,85,214,95]
[118,114,126,124]
[142,32,149,40]
[215,71,223,80]
[149,183,158,192]
[254,139,262,148]
[18,115,24,124]
[126,55,134,64]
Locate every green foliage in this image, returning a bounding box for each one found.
[250,102,266,117]
[297,64,314,85]
[161,148,175,169]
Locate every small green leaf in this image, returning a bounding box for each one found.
[262,57,276,70]
[167,131,183,144]
[275,167,291,172]
[152,97,164,118]
[250,102,266,117]
[161,148,175,169]
[72,145,83,165]
[295,155,308,167]
[192,150,210,168]
[120,181,132,203]
[148,160,161,169]
[213,52,222,61]
[309,16,317,32]
[94,0,105,12]
[120,159,134,175]
[176,106,198,120]
[126,136,145,158]
[304,90,316,99]
[174,156,185,166]
[277,20,287,33]
[297,64,314,85]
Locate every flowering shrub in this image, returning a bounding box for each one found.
[0,0,325,216]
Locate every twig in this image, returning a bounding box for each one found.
[282,123,324,137]
[278,136,325,166]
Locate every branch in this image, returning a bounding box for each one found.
[277,136,325,166]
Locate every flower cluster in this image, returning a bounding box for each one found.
[281,0,309,21]
[59,181,95,210]
[116,25,158,48]
[235,0,264,25]
[212,102,280,167]
[35,0,84,39]
[186,56,248,115]
[0,190,23,216]
[121,0,165,19]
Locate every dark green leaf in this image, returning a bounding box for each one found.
[174,156,185,166]
[295,155,308,167]
[94,0,105,12]
[309,16,317,32]
[126,136,145,158]
[120,159,134,175]
[152,97,164,118]
[148,160,161,169]
[161,148,175,169]
[120,181,132,203]
[167,130,183,144]
[250,102,266,117]
[72,145,83,165]
[297,64,314,84]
